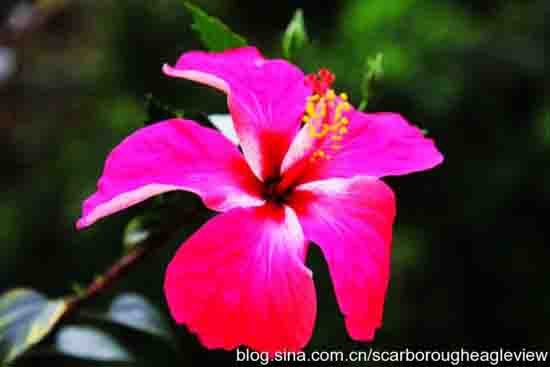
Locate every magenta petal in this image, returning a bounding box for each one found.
[163,47,311,180]
[164,205,316,353]
[296,112,444,183]
[289,176,395,341]
[77,118,263,229]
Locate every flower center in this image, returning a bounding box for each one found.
[262,176,292,205]
[303,69,352,161]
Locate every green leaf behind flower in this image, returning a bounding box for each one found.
[358,52,384,111]
[107,293,173,343]
[12,293,176,365]
[54,325,134,363]
[144,93,184,125]
[0,289,68,364]
[184,2,247,51]
[282,9,308,61]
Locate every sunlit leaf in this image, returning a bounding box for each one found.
[184,2,247,51]
[282,9,308,61]
[107,293,173,342]
[0,289,68,364]
[55,325,133,363]
[123,216,153,251]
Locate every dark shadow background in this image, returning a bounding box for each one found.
[0,0,548,365]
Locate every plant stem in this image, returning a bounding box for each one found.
[65,220,184,314]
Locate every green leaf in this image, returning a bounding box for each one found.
[42,294,177,364]
[184,2,247,51]
[0,289,68,364]
[282,9,308,61]
[358,52,384,111]
[123,217,153,251]
[144,93,183,125]
[54,325,133,363]
[107,293,173,343]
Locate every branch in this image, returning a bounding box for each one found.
[65,217,185,314]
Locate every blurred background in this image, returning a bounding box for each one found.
[0,0,547,365]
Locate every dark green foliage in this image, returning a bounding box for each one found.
[0,289,67,364]
[4,293,177,366]
[144,93,184,125]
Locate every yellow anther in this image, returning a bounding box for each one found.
[309,128,322,138]
[334,100,350,121]
[306,102,316,116]
[308,125,319,137]
[304,85,353,164]
[309,123,329,138]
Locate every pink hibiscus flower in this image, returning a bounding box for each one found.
[77,46,443,353]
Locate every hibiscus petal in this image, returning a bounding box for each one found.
[164,205,316,353]
[285,111,444,184]
[163,47,311,181]
[289,176,395,341]
[77,118,263,229]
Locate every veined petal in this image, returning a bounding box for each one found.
[285,111,443,184]
[164,204,316,353]
[163,47,311,181]
[289,176,395,341]
[77,119,263,229]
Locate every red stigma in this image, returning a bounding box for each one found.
[305,68,336,95]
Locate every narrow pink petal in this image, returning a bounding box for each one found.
[77,119,263,229]
[164,204,316,353]
[163,47,311,181]
[288,176,395,341]
[284,111,444,184]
